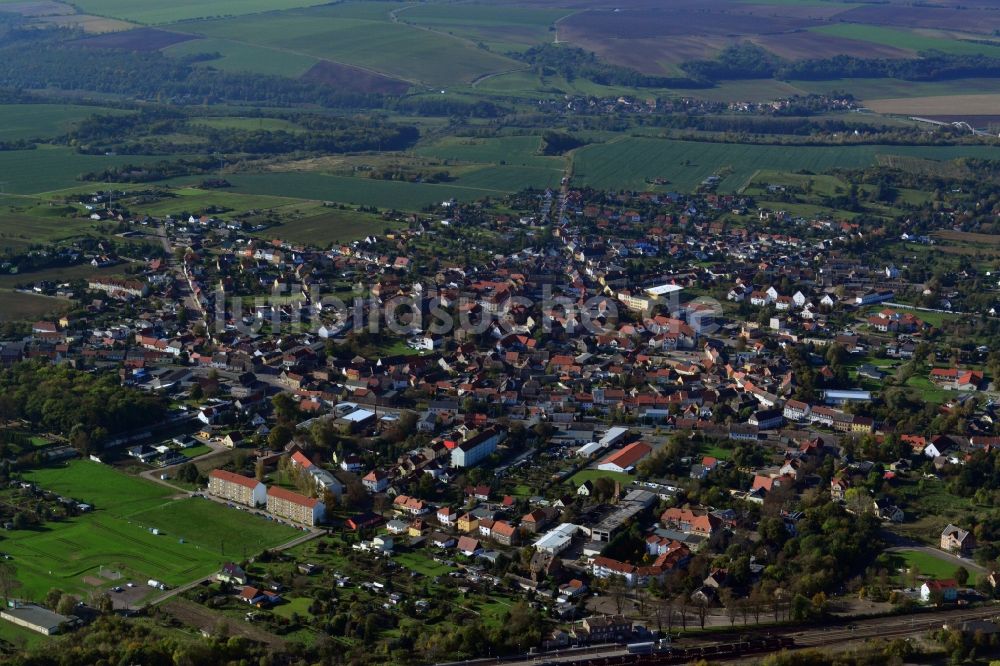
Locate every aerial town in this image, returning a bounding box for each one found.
[1,172,999,665]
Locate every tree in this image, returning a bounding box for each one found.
[955,566,970,586]
[56,593,77,616]
[0,562,21,604]
[268,424,293,451]
[96,593,114,614]
[255,459,265,482]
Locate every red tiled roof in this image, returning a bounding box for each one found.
[210,468,260,490]
[267,485,318,508]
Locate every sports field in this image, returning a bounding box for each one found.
[8,462,298,600]
[571,137,1000,193]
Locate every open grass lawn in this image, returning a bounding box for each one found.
[904,375,953,404]
[0,291,71,323]
[700,444,733,461]
[888,549,979,585]
[126,187,303,220]
[391,551,454,578]
[0,104,129,142]
[271,595,314,620]
[180,445,211,458]
[572,137,1000,193]
[570,469,634,487]
[9,462,298,600]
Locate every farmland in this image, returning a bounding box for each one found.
[253,207,394,246]
[866,94,1000,117]
[163,38,318,78]
[0,146,167,196]
[571,137,1000,193]
[174,4,522,86]
[398,4,570,53]
[69,0,333,25]
[0,104,129,142]
[811,24,1000,58]
[0,291,71,322]
[7,461,299,601]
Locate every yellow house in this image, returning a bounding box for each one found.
[458,513,479,533]
[408,519,425,537]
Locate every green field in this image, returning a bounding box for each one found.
[0,146,172,195]
[889,549,979,585]
[164,38,319,77]
[414,135,564,170]
[813,24,1000,58]
[399,4,569,53]
[570,469,634,487]
[572,137,1000,193]
[70,0,333,24]
[0,105,128,142]
[220,172,512,210]
[178,5,522,85]
[8,462,299,600]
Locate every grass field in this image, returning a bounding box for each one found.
[414,135,563,170]
[0,104,128,142]
[571,137,1000,193]
[189,116,305,132]
[9,461,299,600]
[570,469,634,487]
[178,5,521,85]
[889,549,978,585]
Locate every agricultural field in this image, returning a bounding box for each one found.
[811,24,1000,58]
[398,4,570,53]
[866,94,1000,117]
[0,104,129,142]
[7,461,299,601]
[69,0,333,25]
[413,135,562,170]
[253,207,395,247]
[0,291,71,322]
[0,146,169,196]
[571,137,1000,193]
[163,38,319,78]
[220,172,512,211]
[174,4,522,86]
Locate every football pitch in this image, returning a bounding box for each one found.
[6,461,299,601]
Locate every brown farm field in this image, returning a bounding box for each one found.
[868,94,1000,116]
[301,61,410,95]
[0,290,71,322]
[553,0,937,73]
